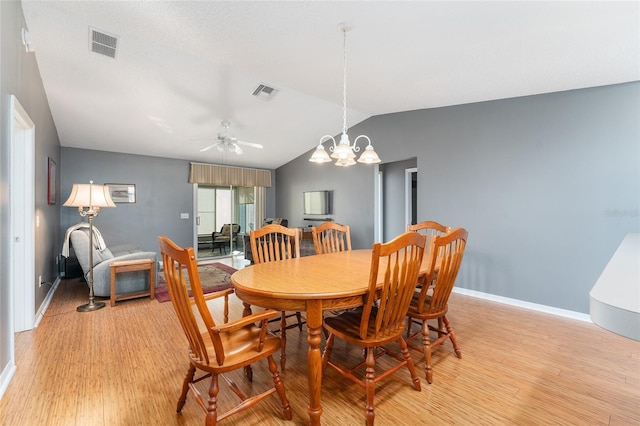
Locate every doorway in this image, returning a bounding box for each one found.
[10,95,36,333]
[405,167,417,228]
[376,159,417,242]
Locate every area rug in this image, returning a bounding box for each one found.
[155,262,237,303]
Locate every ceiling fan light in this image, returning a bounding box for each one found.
[357,145,381,164]
[309,145,332,163]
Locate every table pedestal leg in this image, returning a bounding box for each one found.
[307,300,323,425]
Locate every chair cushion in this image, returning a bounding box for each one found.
[100,248,114,261]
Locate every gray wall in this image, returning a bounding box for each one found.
[1,0,60,388]
[276,82,640,314]
[60,147,277,255]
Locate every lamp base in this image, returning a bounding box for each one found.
[77,301,106,312]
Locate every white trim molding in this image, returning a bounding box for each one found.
[0,361,17,401]
[34,278,61,328]
[453,287,592,323]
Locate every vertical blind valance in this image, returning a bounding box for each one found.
[188,162,272,187]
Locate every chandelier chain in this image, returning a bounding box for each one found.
[342,28,348,135]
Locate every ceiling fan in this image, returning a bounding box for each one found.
[199,120,263,155]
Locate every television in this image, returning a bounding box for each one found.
[303,190,333,215]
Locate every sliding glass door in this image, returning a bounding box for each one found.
[196,185,255,260]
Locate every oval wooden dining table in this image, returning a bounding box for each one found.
[230,249,432,425]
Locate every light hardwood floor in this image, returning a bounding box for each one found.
[1,265,638,425]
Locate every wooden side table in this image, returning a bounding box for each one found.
[110,259,155,307]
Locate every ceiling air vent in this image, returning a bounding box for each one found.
[89,27,118,59]
[252,84,278,101]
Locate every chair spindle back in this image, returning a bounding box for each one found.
[415,228,468,315]
[312,222,352,255]
[360,231,426,340]
[158,235,225,365]
[250,224,300,264]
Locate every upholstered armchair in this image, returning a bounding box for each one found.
[68,228,157,298]
[212,223,241,254]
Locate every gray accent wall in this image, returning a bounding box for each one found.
[1,0,61,391]
[276,82,640,314]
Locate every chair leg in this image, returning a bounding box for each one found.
[437,317,445,338]
[267,355,293,420]
[177,364,196,413]
[421,320,433,384]
[443,315,462,358]
[205,374,219,426]
[280,311,287,370]
[243,365,253,382]
[364,347,376,426]
[321,333,334,371]
[296,312,303,331]
[399,337,421,391]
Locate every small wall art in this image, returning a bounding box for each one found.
[106,183,136,203]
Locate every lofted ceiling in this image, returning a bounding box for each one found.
[21,1,639,169]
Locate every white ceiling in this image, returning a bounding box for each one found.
[22,1,639,169]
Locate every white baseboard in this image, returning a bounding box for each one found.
[0,360,16,401]
[453,287,592,323]
[34,277,61,328]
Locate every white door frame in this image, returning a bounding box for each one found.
[374,165,383,243]
[10,95,36,333]
[405,167,417,229]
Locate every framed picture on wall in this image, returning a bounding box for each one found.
[106,183,136,203]
[47,157,56,205]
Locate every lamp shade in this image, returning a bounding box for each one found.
[64,183,116,208]
[309,144,332,163]
[357,145,382,164]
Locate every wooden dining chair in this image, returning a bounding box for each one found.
[322,231,427,425]
[157,236,292,426]
[407,220,452,331]
[405,227,468,384]
[311,222,352,255]
[249,224,303,370]
[407,220,450,247]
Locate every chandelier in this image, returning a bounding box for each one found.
[309,24,381,167]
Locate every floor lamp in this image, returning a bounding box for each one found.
[64,180,116,312]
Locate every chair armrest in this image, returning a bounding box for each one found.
[203,288,234,300]
[103,251,157,264]
[211,309,280,334]
[110,243,141,254]
[93,252,157,279]
[190,288,235,305]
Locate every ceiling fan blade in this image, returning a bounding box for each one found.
[231,143,244,155]
[199,142,220,152]
[236,140,263,149]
